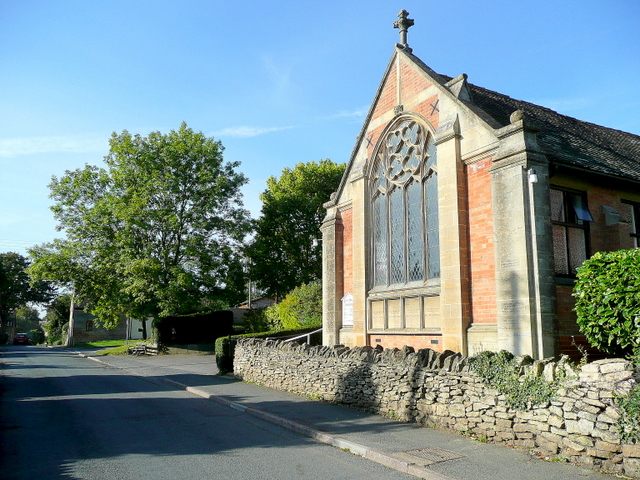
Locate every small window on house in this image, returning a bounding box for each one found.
[550,187,593,276]
[86,320,94,331]
[621,200,640,248]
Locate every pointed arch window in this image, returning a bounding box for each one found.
[370,118,439,287]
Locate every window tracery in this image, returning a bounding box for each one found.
[370,118,439,288]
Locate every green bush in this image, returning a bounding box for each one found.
[573,249,640,355]
[265,281,322,330]
[29,329,45,345]
[618,383,640,444]
[243,307,276,333]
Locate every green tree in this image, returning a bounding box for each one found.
[15,306,42,332]
[29,123,251,341]
[265,281,323,330]
[573,248,640,355]
[42,294,71,345]
[0,252,54,329]
[246,160,345,298]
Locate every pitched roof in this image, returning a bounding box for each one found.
[406,49,640,183]
[469,84,640,182]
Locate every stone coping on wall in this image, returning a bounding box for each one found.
[233,338,640,478]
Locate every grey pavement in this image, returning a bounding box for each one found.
[74,350,617,480]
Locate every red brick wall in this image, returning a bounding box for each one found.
[366,58,440,170]
[341,209,353,296]
[413,95,440,132]
[371,62,397,124]
[555,284,590,359]
[587,187,636,252]
[400,59,432,103]
[466,158,497,325]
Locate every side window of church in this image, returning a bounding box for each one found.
[370,119,439,287]
[86,320,94,331]
[621,201,640,248]
[550,187,593,276]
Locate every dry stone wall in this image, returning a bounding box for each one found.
[233,338,640,478]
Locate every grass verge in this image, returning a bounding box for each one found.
[97,345,132,356]
[74,340,128,349]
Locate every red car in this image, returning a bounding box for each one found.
[13,333,29,345]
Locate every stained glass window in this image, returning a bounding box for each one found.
[370,118,439,287]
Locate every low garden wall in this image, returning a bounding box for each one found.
[233,338,640,478]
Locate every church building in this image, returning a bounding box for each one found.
[321,10,640,359]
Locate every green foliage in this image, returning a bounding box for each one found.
[573,249,640,355]
[15,306,42,332]
[242,307,277,333]
[617,383,640,444]
[469,351,559,410]
[616,350,640,444]
[264,281,322,330]
[28,124,251,333]
[0,252,54,327]
[42,295,71,344]
[246,160,345,298]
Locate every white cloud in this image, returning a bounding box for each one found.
[0,135,108,157]
[321,107,369,120]
[212,126,295,138]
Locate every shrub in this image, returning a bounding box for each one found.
[29,329,45,345]
[265,281,322,330]
[573,249,640,355]
[618,383,640,444]
[469,350,560,410]
[242,307,273,333]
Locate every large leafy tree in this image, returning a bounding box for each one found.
[246,160,345,298]
[0,252,54,328]
[29,123,251,336]
[15,306,42,332]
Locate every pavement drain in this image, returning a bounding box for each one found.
[398,447,466,466]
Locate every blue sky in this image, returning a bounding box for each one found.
[1,0,639,255]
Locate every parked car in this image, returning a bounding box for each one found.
[13,333,29,345]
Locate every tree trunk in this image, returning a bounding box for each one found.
[65,295,75,347]
[141,317,148,340]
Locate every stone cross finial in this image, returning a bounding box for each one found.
[393,9,414,49]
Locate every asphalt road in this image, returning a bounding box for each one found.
[0,346,414,480]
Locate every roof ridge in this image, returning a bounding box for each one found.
[469,83,640,140]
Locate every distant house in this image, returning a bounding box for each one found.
[236,297,276,309]
[322,11,640,360]
[69,307,150,344]
[232,297,277,325]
